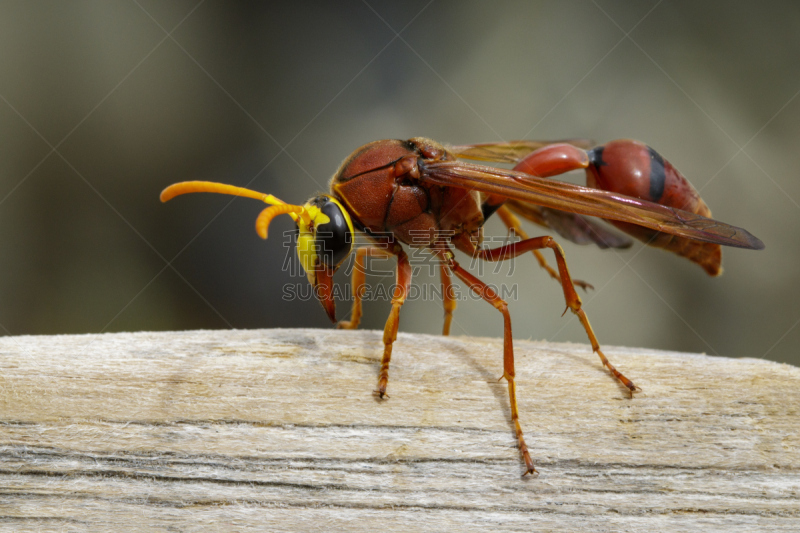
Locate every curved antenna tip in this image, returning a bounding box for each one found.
[256,204,305,240]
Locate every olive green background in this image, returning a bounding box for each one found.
[0,1,797,366]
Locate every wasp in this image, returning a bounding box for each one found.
[161,137,763,475]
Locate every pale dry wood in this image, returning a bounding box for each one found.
[0,328,798,532]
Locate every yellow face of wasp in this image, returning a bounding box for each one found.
[295,195,354,284]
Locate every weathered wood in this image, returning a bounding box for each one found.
[0,328,798,531]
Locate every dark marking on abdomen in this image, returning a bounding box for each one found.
[648,147,666,202]
[588,146,606,167]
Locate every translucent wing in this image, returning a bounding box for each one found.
[422,161,764,249]
[448,139,594,163]
[504,199,634,249]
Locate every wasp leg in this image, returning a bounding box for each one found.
[440,251,536,476]
[474,236,639,397]
[496,205,593,292]
[373,246,412,398]
[440,263,456,336]
[338,246,393,330]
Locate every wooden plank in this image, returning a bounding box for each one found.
[1,328,798,531]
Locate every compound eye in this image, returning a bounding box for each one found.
[314,197,353,269]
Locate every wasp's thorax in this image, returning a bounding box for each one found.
[329,138,484,250]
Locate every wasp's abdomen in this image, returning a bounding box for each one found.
[587,139,722,276]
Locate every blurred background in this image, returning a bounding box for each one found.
[0,0,797,366]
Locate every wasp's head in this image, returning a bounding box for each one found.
[160,181,354,323]
[292,195,354,322]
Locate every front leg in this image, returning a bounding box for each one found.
[338,246,393,330]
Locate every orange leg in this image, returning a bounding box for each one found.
[496,206,592,291]
[374,246,412,398]
[439,250,536,475]
[473,236,639,396]
[338,246,393,330]
[440,263,456,335]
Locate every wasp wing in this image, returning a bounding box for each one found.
[422,161,764,250]
[448,139,594,163]
[504,199,634,249]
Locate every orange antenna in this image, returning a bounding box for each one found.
[160,181,305,224]
[255,204,308,239]
[160,181,285,205]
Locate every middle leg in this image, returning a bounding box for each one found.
[438,250,537,475]
[375,245,412,398]
[439,263,456,336]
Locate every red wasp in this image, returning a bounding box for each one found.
[161,137,763,475]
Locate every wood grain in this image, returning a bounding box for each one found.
[1,328,798,531]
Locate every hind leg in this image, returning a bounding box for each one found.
[468,235,639,396]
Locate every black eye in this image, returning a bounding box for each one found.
[315,198,352,268]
